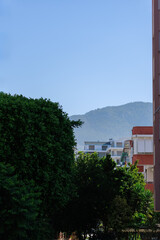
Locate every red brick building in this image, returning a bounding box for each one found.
[131,127,154,193]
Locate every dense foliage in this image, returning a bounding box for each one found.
[62,153,158,239]
[61,153,117,236]
[0,162,40,240]
[0,92,81,239]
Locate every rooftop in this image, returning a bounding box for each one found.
[132,126,153,135]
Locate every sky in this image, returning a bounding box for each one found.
[0,0,152,115]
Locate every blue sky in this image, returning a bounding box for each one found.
[0,0,152,115]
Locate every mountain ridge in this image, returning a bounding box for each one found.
[70,102,153,150]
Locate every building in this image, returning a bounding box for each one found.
[152,0,160,211]
[107,139,124,166]
[84,139,125,166]
[84,141,111,158]
[123,140,133,164]
[131,126,154,192]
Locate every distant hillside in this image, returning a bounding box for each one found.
[70,102,153,150]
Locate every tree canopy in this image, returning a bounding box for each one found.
[0,162,40,240]
[0,92,81,239]
[62,153,156,239]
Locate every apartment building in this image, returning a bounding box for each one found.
[84,141,111,158]
[84,139,124,166]
[107,140,124,165]
[131,126,154,192]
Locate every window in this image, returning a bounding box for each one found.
[102,145,107,150]
[145,139,153,153]
[138,140,145,153]
[89,145,95,150]
[158,0,160,10]
[117,151,123,156]
[146,167,154,182]
[111,141,114,147]
[116,142,122,147]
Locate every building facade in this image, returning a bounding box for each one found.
[84,139,125,166]
[131,126,154,192]
[152,0,160,211]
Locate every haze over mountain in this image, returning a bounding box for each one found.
[70,102,153,150]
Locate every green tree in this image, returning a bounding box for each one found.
[112,162,153,230]
[62,152,117,238]
[109,195,132,232]
[0,92,81,239]
[67,156,156,237]
[0,162,40,240]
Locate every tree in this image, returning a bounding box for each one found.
[0,162,40,240]
[0,92,81,239]
[109,195,132,232]
[61,152,117,238]
[66,155,156,238]
[112,162,153,230]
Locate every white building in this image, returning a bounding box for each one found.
[83,139,125,166]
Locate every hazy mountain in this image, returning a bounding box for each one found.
[70,102,153,150]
